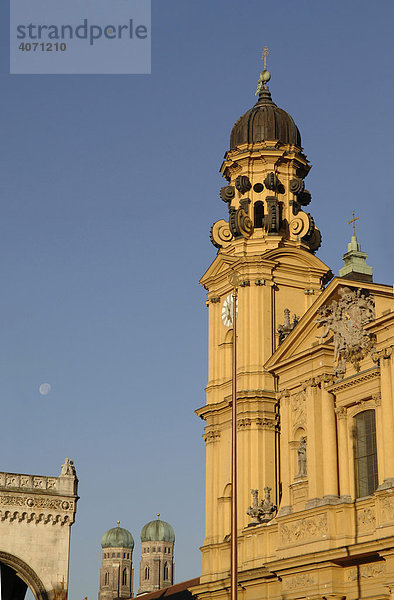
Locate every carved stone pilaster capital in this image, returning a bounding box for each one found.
[372,345,393,363]
[335,406,347,419]
[278,389,290,401]
[203,430,221,444]
[372,392,382,406]
[238,418,252,430]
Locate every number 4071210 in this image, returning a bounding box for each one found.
[19,42,66,51]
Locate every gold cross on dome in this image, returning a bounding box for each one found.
[348,210,359,236]
[261,46,269,70]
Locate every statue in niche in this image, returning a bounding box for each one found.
[296,436,307,478]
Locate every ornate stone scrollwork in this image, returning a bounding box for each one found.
[220,185,235,203]
[289,211,314,241]
[347,562,385,581]
[357,507,376,532]
[246,487,276,525]
[264,196,281,234]
[229,207,253,239]
[371,345,393,363]
[289,177,305,195]
[264,172,279,191]
[279,513,328,544]
[315,287,376,377]
[291,391,306,426]
[307,227,322,252]
[298,189,312,206]
[239,198,251,214]
[210,219,233,249]
[203,430,220,444]
[235,175,252,194]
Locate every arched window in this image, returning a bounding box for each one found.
[145,566,150,580]
[122,568,127,586]
[104,572,109,586]
[254,201,264,228]
[164,562,169,580]
[354,410,378,498]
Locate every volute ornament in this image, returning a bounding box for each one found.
[220,185,235,203]
[289,177,305,195]
[235,175,252,194]
[229,207,253,239]
[210,219,233,249]
[298,189,312,206]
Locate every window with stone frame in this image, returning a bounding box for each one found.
[145,566,150,580]
[164,562,169,580]
[122,568,127,586]
[354,409,378,498]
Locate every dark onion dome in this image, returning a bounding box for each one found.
[230,86,301,150]
[101,525,134,549]
[141,516,175,543]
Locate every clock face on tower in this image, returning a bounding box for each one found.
[221,293,237,327]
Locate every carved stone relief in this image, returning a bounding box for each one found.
[279,513,328,544]
[291,391,306,427]
[347,562,385,581]
[381,497,394,522]
[357,507,376,532]
[282,573,317,590]
[315,287,376,378]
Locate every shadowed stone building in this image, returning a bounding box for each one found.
[0,459,78,600]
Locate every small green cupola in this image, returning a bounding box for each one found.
[141,513,175,543]
[339,211,373,283]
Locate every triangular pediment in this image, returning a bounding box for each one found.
[200,254,239,289]
[265,277,393,372]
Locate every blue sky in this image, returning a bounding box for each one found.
[0,1,393,599]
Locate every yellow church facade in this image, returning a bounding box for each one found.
[191,63,394,600]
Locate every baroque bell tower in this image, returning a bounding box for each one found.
[196,55,332,583]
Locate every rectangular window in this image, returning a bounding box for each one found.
[355,410,378,498]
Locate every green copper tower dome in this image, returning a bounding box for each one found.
[101,522,134,549]
[141,514,175,543]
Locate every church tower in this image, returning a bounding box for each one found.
[138,515,175,594]
[191,53,394,600]
[99,522,134,600]
[196,58,332,583]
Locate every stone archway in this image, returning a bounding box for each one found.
[0,461,78,600]
[0,552,49,600]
